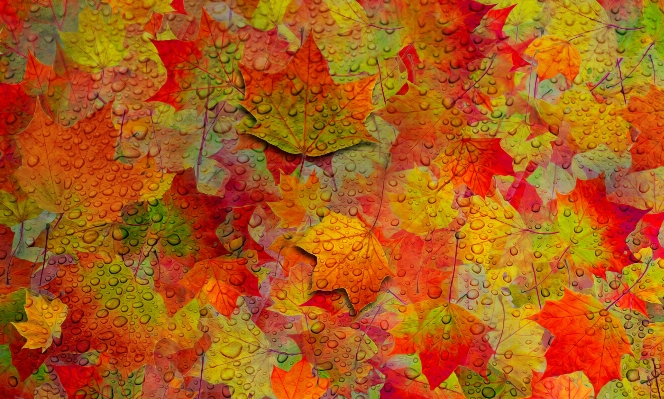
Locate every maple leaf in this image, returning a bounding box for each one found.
[0,0,76,85]
[528,288,633,394]
[382,230,452,303]
[390,300,494,388]
[239,34,378,156]
[15,101,170,223]
[177,256,260,317]
[610,168,664,213]
[487,303,546,392]
[11,292,67,352]
[607,251,664,316]
[295,320,378,388]
[59,8,128,73]
[152,335,211,389]
[271,359,329,399]
[106,0,177,24]
[240,26,293,73]
[211,131,281,207]
[268,171,331,229]
[641,322,664,363]
[7,320,53,382]
[269,232,317,276]
[499,0,542,43]
[434,135,515,197]
[380,366,466,399]
[201,305,298,399]
[43,252,200,376]
[526,164,575,204]
[57,363,149,399]
[0,343,50,399]
[387,167,457,236]
[604,281,649,317]
[528,371,594,399]
[0,225,34,292]
[149,10,244,111]
[269,262,318,316]
[0,83,35,136]
[542,0,620,82]
[0,190,42,227]
[457,189,542,272]
[525,36,582,82]
[281,0,403,80]
[297,212,394,312]
[619,85,664,172]
[20,52,59,98]
[397,0,494,73]
[300,290,352,315]
[216,205,274,266]
[54,365,103,399]
[375,84,468,171]
[0,289,27,344]
[117,169,227,276]
[52,29,166,123]
[262,143,335,184]
[500,124,557,173]
[537,88,632,156]
[539,177,647,278]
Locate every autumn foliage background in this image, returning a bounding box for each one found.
[3,0,664,397]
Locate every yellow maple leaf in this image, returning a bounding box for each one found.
[59,8,128,73]
[12,292,68,352]
[106,0,175,25]
[541,0,618,82]
[388,167,457,236]
[0,191,42,227]
[537,88,631,154]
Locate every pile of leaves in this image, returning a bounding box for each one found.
[3,0,664,397]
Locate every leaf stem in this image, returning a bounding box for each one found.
[616,58,627,105]
[6,221,24,286]
[39,223,50,286]
[531,263,542,309]
[653,358,662,399]
[198,354,205,398]
[589,71,611,92]
[448,237,459,302]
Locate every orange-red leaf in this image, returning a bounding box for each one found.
[179,257,260,317]
[528,289,633,393]
[271,359,329,399]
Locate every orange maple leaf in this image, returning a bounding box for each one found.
[435,136,515,197]
[178,256,260,317]
[15,101,170,223]
[398,0,494,72]
[525,36,581,82]
[268,171,330,229]
[271,359,329,399]
[297,212,394,312]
